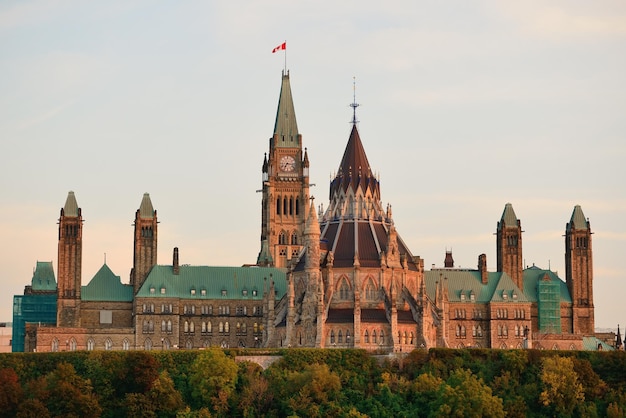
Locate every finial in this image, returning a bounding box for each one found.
[350,76,360,125]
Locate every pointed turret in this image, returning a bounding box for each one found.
[132,193,158,294]
[496,203,523,290]
[565,204,594,334]
[62,191,79,217]
[616,325,623,349]
[57,191,83,327]
[273,71,300,147]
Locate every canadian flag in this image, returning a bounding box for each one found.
[272,42,286,53]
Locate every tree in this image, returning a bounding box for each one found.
[189,349,238,413]
[45,362,102,418]
[429,368,505,418]
[0,368,23,417]
[539,356,585,417]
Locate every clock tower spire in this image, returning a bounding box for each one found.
[258,71,310,267]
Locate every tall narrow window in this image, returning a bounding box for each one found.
[295,198,299,215]
[276,198,281,215]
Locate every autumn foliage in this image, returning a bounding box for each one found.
[1,348,626,417]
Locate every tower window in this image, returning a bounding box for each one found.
[276,198,281,215]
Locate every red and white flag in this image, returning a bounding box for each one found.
[272,42,286,53]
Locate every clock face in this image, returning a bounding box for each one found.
[279,155,296,172]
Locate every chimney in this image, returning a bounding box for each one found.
[173,247,179,275]
[478,254,488,284]
[444,250,454,268]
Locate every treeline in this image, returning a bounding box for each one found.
[1,348,626,417]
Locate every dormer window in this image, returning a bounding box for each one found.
[161,287,166,295]
[460,292,466,301]
[201,289,206,296]
[470,291,475,302]
[242,289,248,296]
[512,291,518,300]
[221,289,227,297]
[252,289,258,297]
[150,287,155,295]
[502,291,508,300]
[191,289,196,296]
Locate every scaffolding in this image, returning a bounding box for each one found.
[12,294,57,352]
[538,278,561,333]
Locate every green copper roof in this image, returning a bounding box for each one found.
[139,193,155,219]
[499,203,518,228]
[63,191,79,217]
[273,72,300,147]
[568,205,588,230]
[137,265,287,300]
[31,261,57,291]
[583,336,614,351]
[81,264,133,302]
[424,270,527,303]
[521,266,572,303]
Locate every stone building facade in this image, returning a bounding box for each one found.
[14,70,599,352]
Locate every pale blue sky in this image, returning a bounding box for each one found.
[1,1,624,328]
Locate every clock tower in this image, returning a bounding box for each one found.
[257,71,310,268]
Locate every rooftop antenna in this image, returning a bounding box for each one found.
[350,76,359,125]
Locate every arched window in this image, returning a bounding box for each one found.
[276,198,281,215]
[364,330,369,343]
[477,325,483,337]
[295,198,300,215]
[283,198,288,216]
[289,197,293,215]
[242,323,247,334]
[161,320,166,332]
[202,321,207,333]
[472,325,477,337]
[330,330,335,344]
[339,279,351,300]
[190,321,195,333]
[149,320,154,332]
[225,322,230,333]
[404,331,408,344]
[219,322,224,333]
[122,339,130,350]
[253,322,258,333]
[410,332,414,344]
[167,320,172,332]
[279,231,287,245]
[207,321,212,333]
[105,338,112,351]
[69,338,77,351]
[338,330,343,343]
[346,330,351,343]
[51,338,59,352]
[372,330,377,344]
[184,320,189,333]
[291,232,298,245]
[87,338,95,351]
[380,330,385,344]
[186,339,193,349]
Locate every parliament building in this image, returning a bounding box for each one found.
[13,71,603,352]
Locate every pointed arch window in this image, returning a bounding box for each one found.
[380,330,384,344]
[51,338,59,352]
[87,338,95,351]
[338,330,343,343]
[279,231,287,245]
[105,338,113,351]
[330,330,335,344]
[207,321,212,333]
[276,198,281,215]
[122,338,130,350]
[291,232,298,245]
[69,338,77,351]
[364,330,369,343]
[372,330,377,344]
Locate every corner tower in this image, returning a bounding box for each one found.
[565,205,594,334]
[496,203,523,290]
[257,71,309,268]
[131,193,157,294]
[57,191,83,327]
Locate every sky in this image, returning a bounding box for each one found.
[1,1,625,329]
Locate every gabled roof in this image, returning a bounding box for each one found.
[137,265,286,300]
[329,125,379,199]
[139,193,155,219]
[499,203,518,228]
[273,72,299,146]
[31,261,56,291]
[424,270,527,303]
[521,266,572,303]
[63,191,79,217]
[82,264,133,302]
[568,205,589,230]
